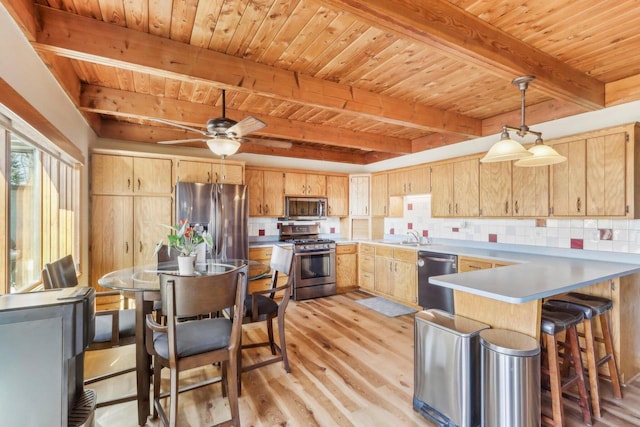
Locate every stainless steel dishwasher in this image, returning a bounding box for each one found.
[417,251,457,314]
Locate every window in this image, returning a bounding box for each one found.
[9,135,41,292]
[1,121,80,293]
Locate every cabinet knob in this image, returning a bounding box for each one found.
[514,200,519,214]
[127,178,131,189]
[138,178,141,191]
[577,197,582,213]
[125,242,129,253]
[505,200,509,214]
[139,241,143,253]
[264,204,269,214]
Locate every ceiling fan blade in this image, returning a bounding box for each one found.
[226,116,267,137]
[157,138,207,145]
[150,118,208,136]
[244,137,293,149]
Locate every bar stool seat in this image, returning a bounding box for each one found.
[546,292,623,419]
[540,304,592,427]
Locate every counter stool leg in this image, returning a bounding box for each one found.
[582,311,623,419]
[600,313,623,399]
[567,326,593,425]
[543,333,565,426]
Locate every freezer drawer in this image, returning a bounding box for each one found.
[414,309,490,427]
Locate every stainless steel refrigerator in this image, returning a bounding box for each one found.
[175,182,249,260]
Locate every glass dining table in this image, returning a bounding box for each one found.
[98,259,271,426]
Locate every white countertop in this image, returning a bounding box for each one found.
[419,243,640,303]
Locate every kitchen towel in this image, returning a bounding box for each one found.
[356,297,417,318]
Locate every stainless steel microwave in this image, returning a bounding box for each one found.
[283,197,327,220]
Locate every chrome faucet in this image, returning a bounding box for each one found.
[407,230,421,244]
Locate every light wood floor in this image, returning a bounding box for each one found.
[86,291,640,426]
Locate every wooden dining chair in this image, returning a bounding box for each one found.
[241,245,295,374]
[43,255,137,407]
[145,268,247,427]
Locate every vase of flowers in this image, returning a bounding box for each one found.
[155,220,213,275]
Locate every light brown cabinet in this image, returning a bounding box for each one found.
[551,139,586,216]
[512,165,549,217]
[359,244,375,292]
[585,132,626,216]
[91,154,173,195]
[326,175,349,217]
[245,168,285,217]
[90,195,172,290]
[370,173,389,217]
[336,244,358,292]
[349,175,370,216]
[284,172,326,196]
[431,158,479,217]
[458,256,513,272]
[480,161,512,217]
[550,126,631,217]
[176,160,243,184]
[373,245,416,305]
[388,166,430,196]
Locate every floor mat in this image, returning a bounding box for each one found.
[355,296,417,318]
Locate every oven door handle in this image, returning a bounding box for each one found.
[294,249,335,256]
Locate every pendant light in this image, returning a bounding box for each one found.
[481,76,566,167]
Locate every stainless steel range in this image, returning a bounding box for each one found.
[280,224,336,301]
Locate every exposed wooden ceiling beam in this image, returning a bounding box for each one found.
[323,0,605,111]
[98,120,373,164]
[79,85,413,154]
[33,5,482,138]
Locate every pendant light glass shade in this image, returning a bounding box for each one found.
[514,142,566,167]
[206,137,241,157]
[480,129,532,163]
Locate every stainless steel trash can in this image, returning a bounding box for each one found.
[414,309,490,427]
[480,329,541,427]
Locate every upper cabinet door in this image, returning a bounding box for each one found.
[370,173,388,217]
[211,163,243,184]
[512,165,549,217]
[551,140,586,216]
[91,154,134,194]
[284,172,326,196]
[262,170,285,217]
[176,160,212,183]
[327,175,349,217]
[480,161,512,217]
[350,175,370,216]
[430,163,454,217]
[133,157,173,194]
[306,173,326,196]
[453,158,480,217]
[92,154,172,195]
[586,132,626,216]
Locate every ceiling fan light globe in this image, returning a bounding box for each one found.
[480,137,532,163]
[514,144,566,167]
[206,137,241,157]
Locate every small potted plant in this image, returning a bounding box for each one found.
[155,220,213,275]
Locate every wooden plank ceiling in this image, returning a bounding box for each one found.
[3,0,640,164]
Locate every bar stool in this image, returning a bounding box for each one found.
[546,292,623,418]
[540,304,592,426]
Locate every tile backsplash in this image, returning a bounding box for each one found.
[385,195,640,254]
[248,217,342,239]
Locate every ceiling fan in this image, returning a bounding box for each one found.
[152,89,267,157]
